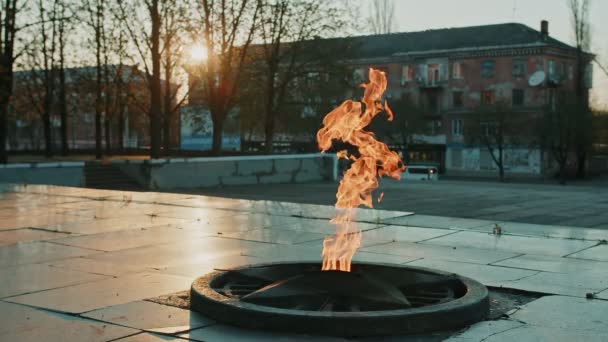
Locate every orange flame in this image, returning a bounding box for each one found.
[317,68,405,272]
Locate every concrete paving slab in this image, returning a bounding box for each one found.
[492,254,608,273]
[265,217,383,234]
[0,263,107,298]
[510,295,608,333]
[567,244,608,261]
[446,319,524,342]
[86,236,268,270]
[382,214,494,230]
[49,225,208,252]
[359,225,458,244]
[0,241,99,268]
[181,323,349,342]
[221,227,326,245]
[241,243,322,262]
[148,205,237,221]
[422,231,596,257]
[407,259,538,287]
[6,272,191,314]
[44,256,149,277]
[0,211,95,231]
[0,228,71,246]
[158,254,261,278]
[43,215,194,235]
[361,241,519,264]
[455,325,607,342]
[114,332,188,341]
[0,301,138,342]
[469,222,608,241]
[504,270,608,297]
[83,300,214,334]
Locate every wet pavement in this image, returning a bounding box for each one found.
[183,179,608,229]
[0,184,607,341]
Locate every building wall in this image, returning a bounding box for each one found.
[347,47,585,176]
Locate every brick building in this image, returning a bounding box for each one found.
[329,21,592,177]
[7,65,179,151]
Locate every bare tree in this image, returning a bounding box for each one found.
[466,102,526,182]
[252,0,349,153]
[541,91,578,184]
[369,0,395,34]
[118,0,171,158]
[24,0,61,158]
[160,0,192,154]
[57,0,70,155]
[568,0,593,178]
[0,0,21,163]
[192,0,259,154]
[81,0,106,158]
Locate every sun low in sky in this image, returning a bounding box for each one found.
[189,44,208,62]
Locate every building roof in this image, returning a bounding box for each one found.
[317,23,576,60]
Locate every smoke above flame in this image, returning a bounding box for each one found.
[316,68,405,272]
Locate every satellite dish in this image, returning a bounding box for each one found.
[528,71,546,87]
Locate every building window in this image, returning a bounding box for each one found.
[452,119,463,136]
[353,68,364,83]
[481,60,495,78]
[548,60,555,77]
[512,89,524,106]
[430,120,442,135]
[512,58,526,77]
[453,91,464,108]
[401,65,414,85]
[481,122,496,136]
[481,90,494,105]
[453,62,463,79]
[428,64,440,85]
[569,65,574,80]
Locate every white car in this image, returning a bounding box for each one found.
[402,164,439,181]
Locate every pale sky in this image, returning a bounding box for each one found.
[378,0,608,109]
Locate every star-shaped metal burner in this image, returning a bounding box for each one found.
[190,262,489,336]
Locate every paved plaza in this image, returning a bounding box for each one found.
[0,184,607,341]
[188,178,608,229]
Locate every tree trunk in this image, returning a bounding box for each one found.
[0,98,8,164]
[498,147,504,182]
[118,107,124,150]
[576,151,586,179]
[104,117,111,152]
[264,111,275,154]
[59,67,68,155]
[42,111,52,157]
[559,162,567,185]
[149,0,162,159]
[95,13,103,159]
[163,115,170,154]
[211,115,224,155]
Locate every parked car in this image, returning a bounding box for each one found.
[402,164,439,181]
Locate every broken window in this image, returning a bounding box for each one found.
[453,62,463,79]
[512,58,526,77]
[512,89,524,106]
[481,90,494,105]
[453,91,464,108]
[481,60,495,78]
[452,119,463,136]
